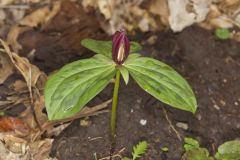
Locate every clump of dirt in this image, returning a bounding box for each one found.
[45,26,240,160]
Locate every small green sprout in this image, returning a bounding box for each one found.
[184,137,200,151]
[183,137,213,160]
[122,141,148,160]
[215,28,231,40]
[0,111,5,116]
[161,146,169,152]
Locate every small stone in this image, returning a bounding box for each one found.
[234,101,239,106]
[80,119,91,127]
[219,100,226,106]
[130,108,134,113]
[204,59,209,65]
[176,122,188,130]
[213,104,220,110]
[146,35,158,45]
[223,79,227,83]
[137,98,142,104]
[140,119,147,126]
[196,114,202,120]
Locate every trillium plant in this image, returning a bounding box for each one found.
[44,30,197,147]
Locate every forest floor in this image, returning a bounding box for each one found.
[0,1,239,160]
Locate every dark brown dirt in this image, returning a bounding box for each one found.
[41,26,239,160]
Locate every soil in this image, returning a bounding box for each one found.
[16,3,240,158]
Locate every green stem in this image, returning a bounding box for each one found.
[111,69,121,143]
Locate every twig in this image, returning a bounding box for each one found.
[162,108,181,141]
[99,148,125,160]
[0,5,29,9]
[7,87,44,96]
[93,153,98,160]
[220,16,240,28]
[30,88,42,130]
[43,99,112,127]
[89,137,103,141]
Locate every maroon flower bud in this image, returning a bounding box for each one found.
[112,30,130,65]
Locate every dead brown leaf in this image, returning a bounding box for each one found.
[0,0,14,5]
[0,39,43,90]
[0,140,27,159]
[11,80,28,92]
[0,116,30,136]
[149,0,169,26]
[0,134,54,160]
[20,95,47,130]
[0,52,14,84]
[7,1,61,52]
[3,134,27,153]
[82,0,159,33]
[0,39,48,140]
[45,122,71,137]
[0,96,27,111]
[168,0,212,32]
[29,138,53,160]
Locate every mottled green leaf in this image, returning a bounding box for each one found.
[119,66,129,85]
[215,140,240,160]
[81,39,142,58]
[215,28,231,40]
[124,56,197,113]
[44,54,116,120]
[130,41,142,53]
[124,54,141,64]
[184,137,200,151]
[182,148,214,160]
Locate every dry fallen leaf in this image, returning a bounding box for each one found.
[82,0,159,33]
[0,39,48,141]
[45,122,71,137]
[7,1,61,52]
[97,0,113,20]
[149,0,169,26]
[0,39,42,90]
[0,116,30,136]
[200,0,240,30]
[0,0,14,5]
[3,134,27,153]
[11,80,28,92]
[0,133,54,160]
[29,138,53,160]
[20,95,47,130]
[0,133,30,160]
[168,0,212,32]
[0,52,14,84]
